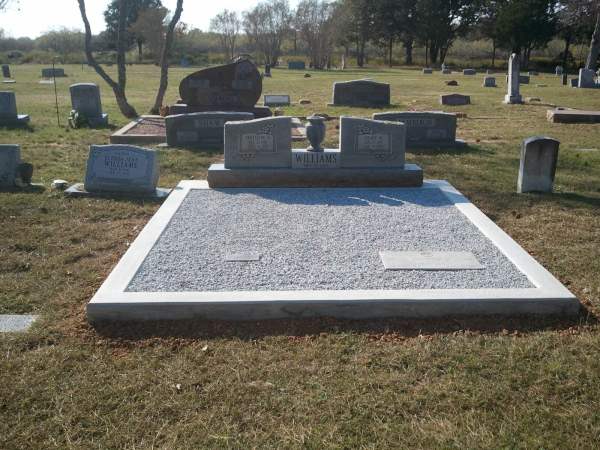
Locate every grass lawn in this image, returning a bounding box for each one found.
[1,64,600,449]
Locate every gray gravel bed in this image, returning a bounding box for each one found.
[127,188,534,292]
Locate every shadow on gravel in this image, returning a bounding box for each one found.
[91,306,597,343]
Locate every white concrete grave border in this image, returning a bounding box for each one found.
[87,180,578,321]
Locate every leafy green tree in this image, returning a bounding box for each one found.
[104,0,163,60]
[344,0,374,67]
[414,0,482,66]
[495,0,556,68]
[372,0,417,66]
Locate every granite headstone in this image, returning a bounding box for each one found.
[70,83,108,127]
[330,79,391,107]
[41,68,66,78]
[578,68,597,88]
[0,91,29,125]
[2,65,10,79]
[165,112,254,148]
[339,117,405,168]
[504,53,522,104]
[372,111,461,148]
[224,116,292,169]
[463,69,476,75]
[483,76,496,87]
[440,93,470,106]
[288,61,306,70]
[517,137,559,193]
[0,144,19,188]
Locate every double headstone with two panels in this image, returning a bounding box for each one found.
[207,116,422,188]
[330,79,391,107]
[70,83,108,127]
[372,111,464,148]
[0,91,29,126]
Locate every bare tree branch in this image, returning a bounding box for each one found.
[77,0,138,118]
[150,0,183,114]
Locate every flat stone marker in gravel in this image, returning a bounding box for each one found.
[166,112,254,148]
[380,251,484,270]
[339,117,405,168]
[440,93,470,106]
[0,315,37,332]
[70,83,108,127]
[0,144,20,187]
[224,116,292,168]
[0,91,29,125]
[518,136,559,193]
[66,145,169,199]
[372,111,464,149]
[330,79,391,107]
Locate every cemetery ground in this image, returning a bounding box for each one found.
[1,64,600,448]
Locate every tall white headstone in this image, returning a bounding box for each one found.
[504,53,522,104]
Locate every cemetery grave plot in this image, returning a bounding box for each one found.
[87,180,577,322]
[111,115,308,144]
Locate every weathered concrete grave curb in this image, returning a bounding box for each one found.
[86,180,578,322]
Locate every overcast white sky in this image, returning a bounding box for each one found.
[1,0,301,38]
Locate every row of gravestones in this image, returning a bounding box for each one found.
[0,124,560,196]
[0,83,107,127]
[164,110,464,149]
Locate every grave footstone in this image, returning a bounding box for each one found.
[440,93,470,106]
[0,144,20,188]
[339,117,405,168]
[518,137,559,194]
[372,111,464,148]
[504,53,522,104]
[41,67,66,78]
[483,76,496,87]
[224,116,292,168]
[69,83,108,127]
[330,79,391,107]
[0,91,29,126]
[264,94,291,107]
[463,69,476,75]
[165,112,254,148]
[578,68,597,88]
[2,65,10,79]
[288,61,306,70]
[66,145,168,198]
[174,58,270,118]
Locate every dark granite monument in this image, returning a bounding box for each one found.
[329,79,391,107]
[170,58,271,118]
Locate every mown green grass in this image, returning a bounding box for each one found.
[1,64,600,449]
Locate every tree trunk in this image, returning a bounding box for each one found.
[150,0,183,115]
[77,0,137,118]
[562,33,571,73]
[137,39,143,61]
[404,39,413,65]
[430,42,438,65]
[491,39,496,67]
[425,39,428,66]
[388,37,393,67]
[585,11,600,70]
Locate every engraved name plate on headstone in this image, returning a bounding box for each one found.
[83,145,159,194]
[291,149,341,169]
[0,144,20,188]
[373,111,457,148]
[166,112,254,148]
[339,117,405,168]
[224,116,291,168]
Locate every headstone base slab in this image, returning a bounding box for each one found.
[207,163,423,188]
[65,183,171,200]
[0,115,30,126]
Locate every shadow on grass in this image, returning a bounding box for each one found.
[408,143,494,156]
[91,308,597,343]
